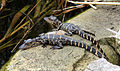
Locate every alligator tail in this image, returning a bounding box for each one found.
[77,31,107,57]
[70,39,105,58]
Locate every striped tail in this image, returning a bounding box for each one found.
[77,30,107,58]
[71,40,105,58]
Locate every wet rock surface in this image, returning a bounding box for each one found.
[4,5,120,71]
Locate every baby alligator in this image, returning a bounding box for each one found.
[44,15,106,57]
[19,33,107,59]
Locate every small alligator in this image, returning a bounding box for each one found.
[19,31,66,49]
[44,15,106,57]
[19,33,107,59]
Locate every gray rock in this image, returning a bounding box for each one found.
[99,38,120,64]
[67,5,120,65]
[4,5,120,71]
[85,58,120,71]
[6,46,98,71]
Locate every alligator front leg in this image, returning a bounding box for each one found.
[52,29,59,31]
[42,44,46,48]
[52,26,60,31]
[52,24,62,31]
[40,39,47,48]
[52,41,63,49]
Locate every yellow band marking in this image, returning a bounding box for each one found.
[78,42,80,47]
[71,39,73,45]
[95,49,98,56]
[74,41,76,46]
[81,43,83,47]
[85,45,88,49]
[90,47,92,52]
[83,34,85,38]
[86,35,88,39]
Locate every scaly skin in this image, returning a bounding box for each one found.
[20,33,107,59]
[44,15,106,57]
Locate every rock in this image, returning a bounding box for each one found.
[6,45,98,71]
[67,5,120,65]
[3,5,120,71]
[85,58,120,71]
[99,37,120,64]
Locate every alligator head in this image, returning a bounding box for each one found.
[19,38,41,50]
[44,15,62,28]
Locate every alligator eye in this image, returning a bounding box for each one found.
[48,17,52,20]
[26,42,30,45]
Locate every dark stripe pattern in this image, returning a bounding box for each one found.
[69,40,104,58]
[40,34,105,58]
[44,15,107,59]
[77,30,107,57]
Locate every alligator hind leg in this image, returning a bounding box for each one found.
[65,31,72,36]
[51,41,63,49]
